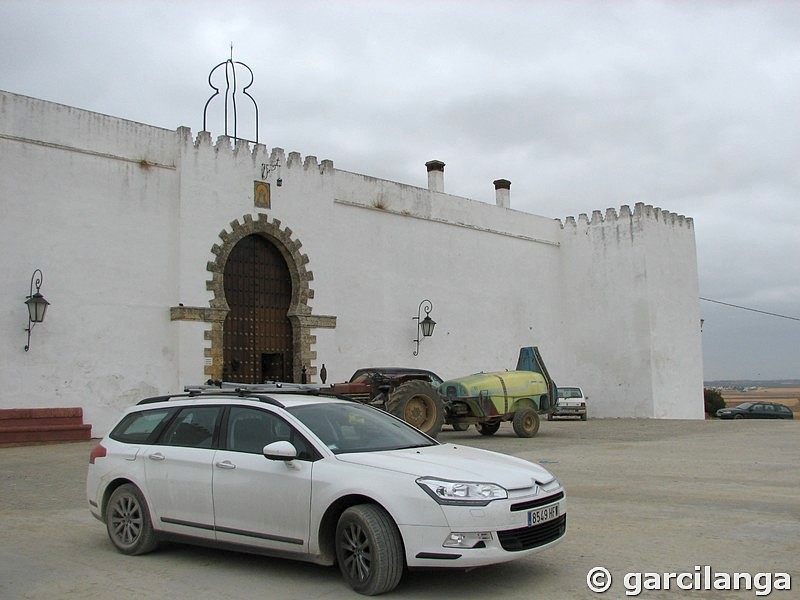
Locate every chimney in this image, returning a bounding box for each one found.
[493,179,511,208]
[425,160,445,192]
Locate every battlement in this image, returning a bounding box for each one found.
[559,202,693,230]
[177,126,334,176]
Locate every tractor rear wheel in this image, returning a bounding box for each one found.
[386,380,444,438]
[512,407,540,438]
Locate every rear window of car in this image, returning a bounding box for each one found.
[110,408,174,444]
[158,406,221,449]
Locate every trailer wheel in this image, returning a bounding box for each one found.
[512,407,540,438]
[386,380,444,438]
[477,420,501,436]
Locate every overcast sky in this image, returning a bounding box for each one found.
[2,1,798,380]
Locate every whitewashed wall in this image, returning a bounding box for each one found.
[0,92,182,431]
[1,90,704,433]
[557,207,704,418]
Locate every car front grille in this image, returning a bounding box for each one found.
[497,514,567,551]
[510,491,564,512]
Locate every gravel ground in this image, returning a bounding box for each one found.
[1,418,797,599]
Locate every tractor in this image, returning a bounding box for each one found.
[327,367,445,437]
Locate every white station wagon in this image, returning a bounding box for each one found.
[87,388,566,595]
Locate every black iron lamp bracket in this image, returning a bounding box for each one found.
[412,299,436,356]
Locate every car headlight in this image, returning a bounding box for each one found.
[416,477,508,506]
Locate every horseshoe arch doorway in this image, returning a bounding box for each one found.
[222,234,294,383]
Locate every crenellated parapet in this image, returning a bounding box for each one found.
[176,127,334,176]
[559,202,693,230]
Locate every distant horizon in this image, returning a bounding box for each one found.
[704,378,800,386]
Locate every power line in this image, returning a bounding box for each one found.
[699,297,800,322]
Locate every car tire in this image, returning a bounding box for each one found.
[734,414,744,420]
[477,420,501,436]
[581,413,587,422]
[512,407,540,438]
[386,380,444,438]
[547,413,554,421]
[105,483,158,555]
[336,504,405,596]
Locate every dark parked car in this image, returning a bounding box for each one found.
[716,402,794,420]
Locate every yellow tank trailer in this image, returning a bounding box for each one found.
[440,347,556,438]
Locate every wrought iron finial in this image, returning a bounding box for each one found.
[202,49,259,143]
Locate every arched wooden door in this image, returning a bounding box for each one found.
[222,234,294,383]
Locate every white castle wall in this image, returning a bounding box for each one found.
[318,170,566,382]
[171,133,566,384]
[557,207,704,418]
[1,90,704,432]
[0,92,182,424]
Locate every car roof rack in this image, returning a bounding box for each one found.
[137,388,287,409]
[135,380,353,409]
[184,381,330,395]
[191,383,360,405]
[136,394,179,405]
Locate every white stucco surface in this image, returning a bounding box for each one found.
[0,90,704,433]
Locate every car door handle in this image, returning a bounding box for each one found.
[148,452,165,461]
[215,460,236,469]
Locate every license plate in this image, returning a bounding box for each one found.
[527,503,560,526]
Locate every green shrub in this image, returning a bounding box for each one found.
[704,388,726,416]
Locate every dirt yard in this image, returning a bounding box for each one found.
[2,419,798,599]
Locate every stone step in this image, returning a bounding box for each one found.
[0,408,92,444]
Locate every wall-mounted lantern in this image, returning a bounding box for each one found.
[412,299,436,356]
[24,268,50,351]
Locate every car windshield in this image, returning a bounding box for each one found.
[735,402,755,409]
[288,402,438,454]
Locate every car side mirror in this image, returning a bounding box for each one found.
[263,440,297,461]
